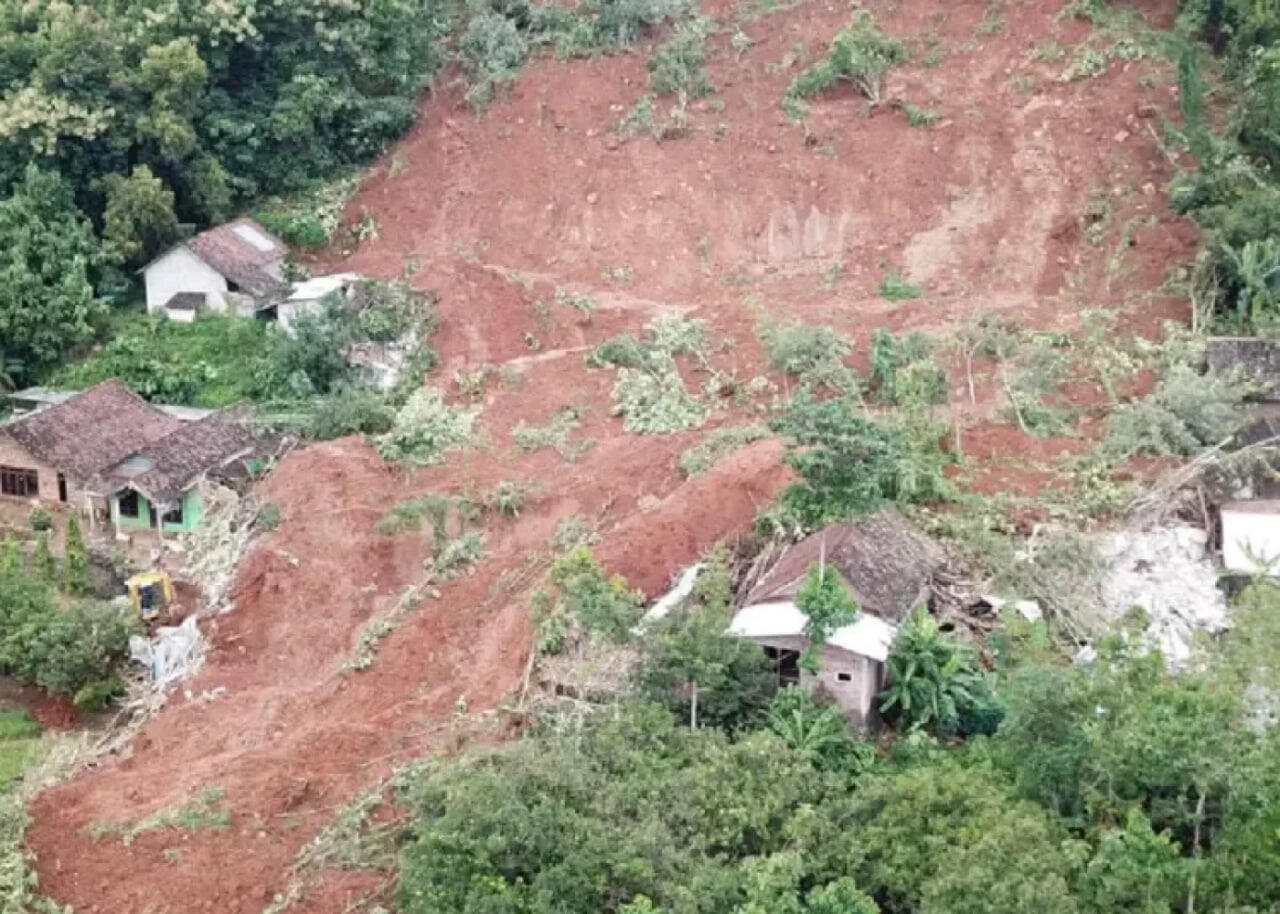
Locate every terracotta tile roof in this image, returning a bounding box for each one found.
[96,410,258,504]
[2,381,180,482]
[185,218,288,299]
[745,510,944,622]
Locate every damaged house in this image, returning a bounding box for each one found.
[0,380,257,538]
[729,510,944,729]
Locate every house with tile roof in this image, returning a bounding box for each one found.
[0,381,257,537]
[141,218,289,320]
[728,510,943,729]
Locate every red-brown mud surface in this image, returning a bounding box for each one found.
[28,0,1198,910]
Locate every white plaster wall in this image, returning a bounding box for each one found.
[1223,508,1280,574]
[143,246,228,313]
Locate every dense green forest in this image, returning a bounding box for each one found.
[375,556,1280,914]
[0,0,446,379]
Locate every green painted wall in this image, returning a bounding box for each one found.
[111,488,204,533]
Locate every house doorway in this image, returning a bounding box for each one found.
[57,473,67,503]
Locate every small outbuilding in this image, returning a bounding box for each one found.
[729,510,944,729]
[142,219,288,319]
[267,272,360,333]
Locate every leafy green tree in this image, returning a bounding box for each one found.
[101,165,180,265]
[63,513,90,596]
[0,165,106,370]
[794,563,858,672]
[634,559,776,731]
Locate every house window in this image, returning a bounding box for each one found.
[763,647,801,686]
[57,473,67,503]
[162,501,184,525]
[0,466,39,498]
[836,672,853,683]
[118,489,140,518]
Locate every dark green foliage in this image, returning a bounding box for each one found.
[0,570,135,702]
[879,610,1001,736]
[459,12,530,106]
[794,564,858,673]
[633,558,777,731]
[0,165,107,376]
[769,396,953,527]
[397,702,867,914]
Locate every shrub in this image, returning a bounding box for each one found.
[648,18,714,97]
[256,503,282,531]
[0,574,136,700]
[784,12,908,111]
[634,560,777,731]
[27,509,51,534]
[587,334,651,369]
[869,329,946,406]
[377,387,479,466]
[758,320,857,393]
[308,386,396,440]
[32,533,54,587]
[591,0,687,48]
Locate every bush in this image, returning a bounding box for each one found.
[63,514,89,596]
[633,559,777,731]
[548,547,644,644]
[459,12,530,106]
[611,356,708,434]
[784,12,908,111]
[1103,364,1250,458]
[648,18,714,97]
[376,387,479,466]
[26,509,50,534]
[758,320,857,393]
[678,423,770,476]
[877,271,922,301]
[0,574,136,700]
[869,329,946,406]
[308,386,396,441]
[591,0,687,48]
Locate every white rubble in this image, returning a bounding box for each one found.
[1097,526,1228,667]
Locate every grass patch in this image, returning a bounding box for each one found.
[878,271,923,301]
[512,407,595,461]
[898,101,940,127]
[255,172,361,248]
[88,786,231,846]
[678,424,770,476]
[0,709,40,796]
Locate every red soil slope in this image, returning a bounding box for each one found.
[28,0,1196,910]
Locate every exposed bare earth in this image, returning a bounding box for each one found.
[28,0,1197,910]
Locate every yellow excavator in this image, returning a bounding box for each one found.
[126,571,175,624]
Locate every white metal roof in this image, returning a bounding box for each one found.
[287,273,360,302]
[727,600,897,663]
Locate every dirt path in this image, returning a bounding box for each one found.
[28,0,1195,910]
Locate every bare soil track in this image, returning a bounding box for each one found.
[29,0,1196,910]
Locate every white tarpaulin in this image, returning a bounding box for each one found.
[129,615,204,689]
